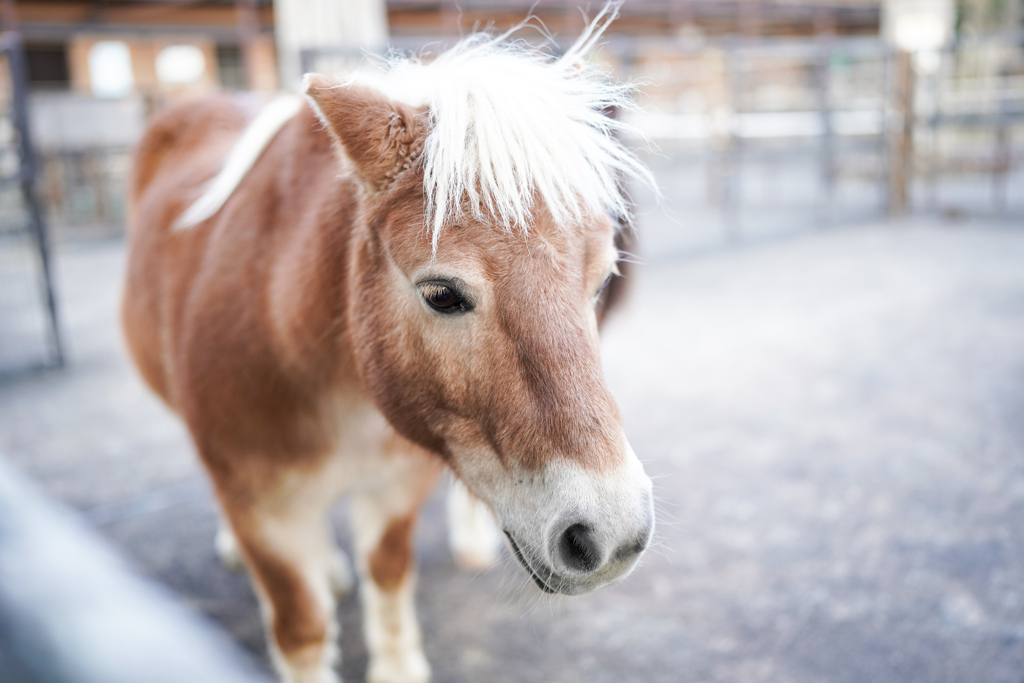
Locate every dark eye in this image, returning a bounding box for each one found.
[595,273,614,298]
[420,281,470,314]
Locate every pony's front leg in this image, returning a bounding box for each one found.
[225,489,342,683]
[351,454,441,683]
[216,513,354,598]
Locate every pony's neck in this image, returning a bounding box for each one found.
[262,105,365,386]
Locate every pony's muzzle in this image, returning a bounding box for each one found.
[548,491,654,581]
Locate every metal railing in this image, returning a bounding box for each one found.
[298,31,1023,254]
[0,31,63,376]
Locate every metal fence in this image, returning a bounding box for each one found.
[610,31,1023,258]
[616,35,893,255]
[39,148,134,237]
[300,31,1022,260]
[0,32,62,377]
[914,33,1024,218]
[19,31,1024,262]
[30,91,145,239]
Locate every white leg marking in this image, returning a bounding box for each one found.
[253,511,340,683]
[238,473,345,683]
[447,478,501,571]
[361,575,429,683]
[264,620,341,683]
[219,511,352,599]
[351,456,438,683]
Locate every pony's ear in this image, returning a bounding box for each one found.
[303,74,425,192]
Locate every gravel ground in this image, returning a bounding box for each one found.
[1,218,1023,683]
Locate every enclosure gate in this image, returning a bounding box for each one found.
[0,31,62,375]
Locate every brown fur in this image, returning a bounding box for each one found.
[369,516,416,591]
[123,81,632,678]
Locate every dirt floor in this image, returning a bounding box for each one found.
[1,218,1023,683]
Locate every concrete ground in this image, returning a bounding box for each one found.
[1,218,1023,683]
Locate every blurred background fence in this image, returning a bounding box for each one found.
[0,31,62,376]
[0,0,1022,375]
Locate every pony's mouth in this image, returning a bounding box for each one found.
[504,531,557,594]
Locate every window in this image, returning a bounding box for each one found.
[88,41,134,98]
[25,44,70,90]
[216,45,247,91]
[155,44,206,86]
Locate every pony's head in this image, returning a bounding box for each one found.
[306,9,654,595]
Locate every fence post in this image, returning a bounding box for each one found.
[817,41,835,226]
[722,43,742,243]
[888,49,914,216]
[4,31,64,367]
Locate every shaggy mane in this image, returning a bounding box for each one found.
[176,3,653,245]
[352,2,654,247]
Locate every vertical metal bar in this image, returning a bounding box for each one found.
[888,49,914,216]
[723,42,742,244]
[993,62,1010,214]
[237,0,260,90]
[817,41,835,227]
[814,7,836,228]
[926,48,946,212]
[880,48,891,213]
[5,32,64,367]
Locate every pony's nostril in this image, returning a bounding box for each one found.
[614,533,650,561]
[558,523,601,573]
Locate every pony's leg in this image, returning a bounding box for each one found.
[224,484,342,683]
[446,479,500,570]
[217,510,353,597]
[351,455,441,683]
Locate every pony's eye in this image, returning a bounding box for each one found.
[420,282,469,314]
[595,273,614,298]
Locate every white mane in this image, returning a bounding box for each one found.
[176,4,654,245]
[352,3,655,247]
[174,94,302,230]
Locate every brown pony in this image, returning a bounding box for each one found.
[122,13,654,683]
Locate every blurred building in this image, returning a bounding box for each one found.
[18,0,276,98]
[388,0,882,38]
[8,0,275,235]
[0,0,1020,237]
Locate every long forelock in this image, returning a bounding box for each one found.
[348,5,654,250]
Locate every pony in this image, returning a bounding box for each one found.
[122,8,654,683]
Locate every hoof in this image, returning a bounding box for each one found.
[367,650,430,683]
[280,664,341,683]
[271,638,341,683]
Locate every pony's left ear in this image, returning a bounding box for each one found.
[303,74,425,192]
